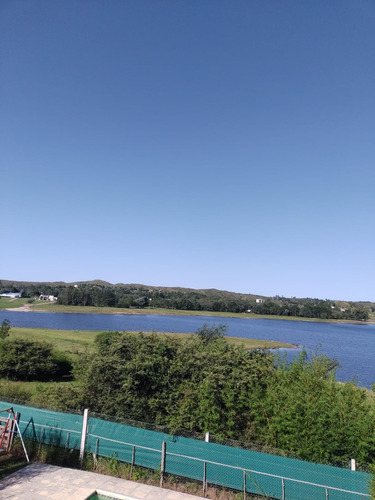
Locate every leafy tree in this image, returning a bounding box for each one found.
[0,319,11,340]
[195,322,227,343]
[81,330,275,439]
[256,350,375,464]
[82,332,180,420]
[164,339,274,438]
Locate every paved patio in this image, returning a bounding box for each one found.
[0,463,204,500]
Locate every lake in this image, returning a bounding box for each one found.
[1,310,374,388]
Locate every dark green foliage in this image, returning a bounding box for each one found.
[79,332,375,466]
[55,284,370,320]
[0,319,11,340]
[84,331,181,421]
[255,350,375,464]
[82,330,274,435]
[252,298,369,321]
[0,339,72,381]
[195,322,227,342]
[163,338,274,438]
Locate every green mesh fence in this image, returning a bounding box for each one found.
[0,399,82,451]
[1,400,371,499]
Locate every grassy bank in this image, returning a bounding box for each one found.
[8,327,296,352]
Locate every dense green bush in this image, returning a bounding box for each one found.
[253,350,375,464]
[0,339,72,381]
[79,330,375,465]
[0,319,11,340]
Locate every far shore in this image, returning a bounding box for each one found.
[3,301,373,326]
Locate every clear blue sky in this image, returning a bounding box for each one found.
[1,0,374,301]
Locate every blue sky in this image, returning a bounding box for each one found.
[1,0,374,301]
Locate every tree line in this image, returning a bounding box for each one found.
[55,285,370,320]
[0,280,370,321]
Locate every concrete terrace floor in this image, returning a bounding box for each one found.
[0,463,204,500]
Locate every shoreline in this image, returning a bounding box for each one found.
[4,302,374,326]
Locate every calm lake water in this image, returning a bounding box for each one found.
[1,310,374,388]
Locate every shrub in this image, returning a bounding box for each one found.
[195,322,227,342]
[0,319,11,340]
[0,339,72,381]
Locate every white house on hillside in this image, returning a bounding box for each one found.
[39,295,58,302]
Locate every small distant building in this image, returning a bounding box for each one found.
[39,295,57,302]
[255,298,264,304]
[0,292,21,299]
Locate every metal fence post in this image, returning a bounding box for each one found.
[38,427,45,455]
[160,441,166,488]
[93,438,99,467]
[130,445,135,479]
[65,432,70,450]
[325,486,329,500]
[243,470,246,500]
[203,461,207,497]
[282,478,285,500]
[79,409,89,462]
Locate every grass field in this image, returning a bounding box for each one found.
[0,297,30,309]
[8,327,296,352]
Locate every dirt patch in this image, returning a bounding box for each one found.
[5,304,32,312]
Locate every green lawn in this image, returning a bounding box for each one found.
[0,297,30,309]
[9,327,98,353]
